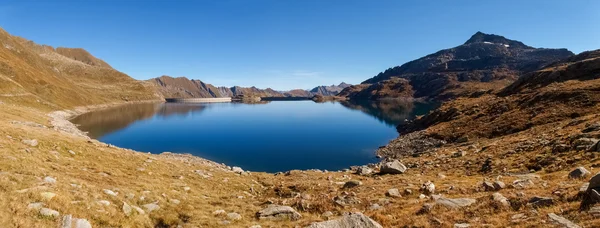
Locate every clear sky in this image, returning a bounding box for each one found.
[1,0,599,90]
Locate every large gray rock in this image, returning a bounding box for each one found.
[379,160,407,174]
[528,196,553,208]
[492,193,510,207]
[256,205,301,221]
[305,212,383,228]
[356,166,373,176]
[569,167,591,179]
[548,213,581,228]
[436,197,476,209]
[589,172,600,189]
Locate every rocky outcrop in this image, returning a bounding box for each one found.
[310,82,351,96]
[344,32,574,101]
[305,213,382,228]
[256,205,302,221]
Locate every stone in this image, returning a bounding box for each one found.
[404,189,413,195]
[40,192,56,200]
[61,215,72,228]
[369,203,381,210]
[590,206,600,217]
[492,193,510,207]
[249,226,262,228]
[123,202,132,216]
[322,211,334,218]
[74,219,92,228]
[142,203,160,212]
[482,181,495,191]
[97,200,111,206]
[417,203,434,215]
[454,224,470,228]
[547,213,581,228]
[232,166,245,174]
[40,208,60,217]
[528,196,553,208]
[379,160,407,174]
[28,202,44,210]
[43,176,57,184]
[386,188,401,198]
[68,150,76,155]
[421,181,435,195]
[227,212,242,220]
[493,181,506,190]
[22,139,38,147]
[183,186,191,191]
[436,197,477,209]
[213,209,226,215]
[169,199,181,205]
[569,167,591,179]
[132,205,145,215]
[588,172,600,189]
[256,205,302,221]
[305,212,383,228]
[356,166,373,176]
[103,189,118,197]
[343,180,362,189]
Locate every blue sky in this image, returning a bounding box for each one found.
[1,0,599,90]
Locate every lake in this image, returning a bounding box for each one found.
[71,100,436,172]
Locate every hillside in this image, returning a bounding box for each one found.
[309,82,351,96]
[341,32,574,100]
[0,28,162,110]
[150,75,351,98]
[2,27,600,227]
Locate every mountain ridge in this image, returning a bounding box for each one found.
[344,32,574,100]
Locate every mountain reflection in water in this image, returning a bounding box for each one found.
[71,103,206,138]
[339,100,438,127]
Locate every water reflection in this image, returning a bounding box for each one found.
[72,103,205,138]
[339,100,437,126]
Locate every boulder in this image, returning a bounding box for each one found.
[547,213,581,228]
[386,188,401,198]
[421,181,435,195]
[142,203,160,212]
[492,193,510,207]
[454,224,470,228]
[232,166,245,174]
[122,202,132,216]
[569,167,591,179]
[74,219,92,228]
[227,212,242,220]
[305,212,383,228]
[436,197,476,209]
[256,205,302,221]
[343,180,362,189]
[493,181,506,190]
[528,196,553,208]
[356,166,373,176]
[379,160,407,174]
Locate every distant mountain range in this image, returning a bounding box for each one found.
[340,32,574,100]
[149,76,351,98]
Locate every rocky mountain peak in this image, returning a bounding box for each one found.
[463,31,531,49]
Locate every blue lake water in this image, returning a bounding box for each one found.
[71,100,436,172]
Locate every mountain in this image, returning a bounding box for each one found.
[150,76,286,98]
[0,28,161,109]
[151,76,352,98]
[309,82,351,96]
[342,32,574,100]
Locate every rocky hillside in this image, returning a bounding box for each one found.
[342,32,574,100]
[151,75,351,98]
[309,82,351,96]
[0,28,161,110]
